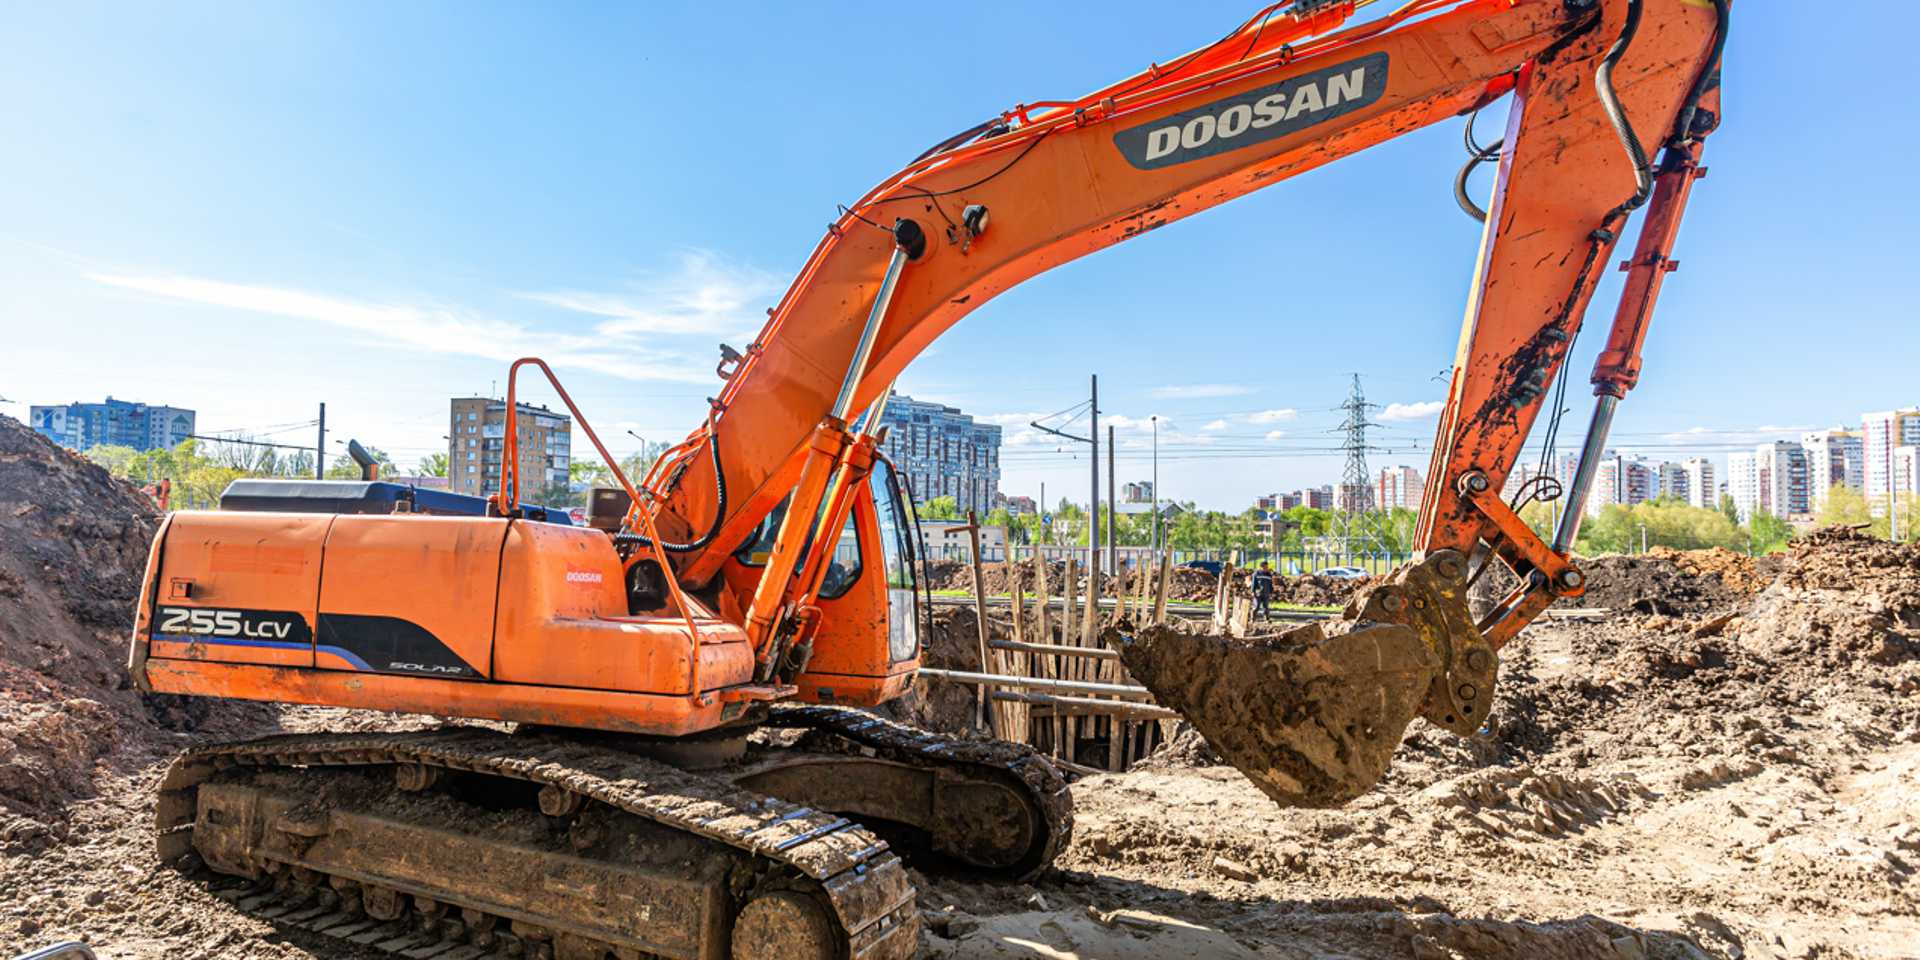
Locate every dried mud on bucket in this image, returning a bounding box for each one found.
[1114,619,1439,808]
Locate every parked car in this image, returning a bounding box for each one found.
[1180,559,1224,578]
[1319,565,1371,580]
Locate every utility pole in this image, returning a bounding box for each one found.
[1151,415,1160,562]
[1029,375,1100,591]
[1039,481,1046,549]
[1088,375,1100,602]
[1332,374,1387,565]
[1107,424,1117,577]
[315,402,327,479]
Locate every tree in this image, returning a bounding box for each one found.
[919,496,960,521]
[1745,509,1794,555]
[1718,493,1740,529]
[416,453,449,477]
[1817,486,1873,530]
[327,446,395,479]
[86,440,249,510]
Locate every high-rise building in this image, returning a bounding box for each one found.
[1863,409,1920,516]
[873,392,1001,514]
[29,398,196,452]
[447,397,572,499]
[1726,450,1759,523]
[1801,427,1865,513]
[1122,481,1155,504]
[1375,465,1424,511]
[1682,457,1717,510]
[1300,486,1334,510]
[1896,446,1920,500]
[1655,461,1689,503]
[1729,441,1810,522]
[1588,451,1656,516]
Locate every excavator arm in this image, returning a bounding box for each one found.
[622,0,1726,804]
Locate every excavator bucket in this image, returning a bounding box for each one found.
[1115,550,1496,808]
[1117,619,1438,807]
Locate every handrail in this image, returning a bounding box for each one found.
[494,357,710,701]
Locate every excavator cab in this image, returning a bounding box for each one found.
[718,455,923,706]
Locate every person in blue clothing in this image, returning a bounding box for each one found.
[1251,560,1276,621]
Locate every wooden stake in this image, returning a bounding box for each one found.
[1153,551,1172,625]
[964,511,992,735]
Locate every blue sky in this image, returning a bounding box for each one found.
[2,2,1913,510]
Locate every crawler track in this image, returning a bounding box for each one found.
[157,727,919,960]
[763,704,1073,880]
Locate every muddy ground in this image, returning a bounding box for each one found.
[2,414,1916,959]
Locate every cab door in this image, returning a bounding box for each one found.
[792,458,921,705]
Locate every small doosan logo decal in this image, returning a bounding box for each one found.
[564,569,604,584]
[1113,52,1389,170]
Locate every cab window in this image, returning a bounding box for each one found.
[732,494,861,599]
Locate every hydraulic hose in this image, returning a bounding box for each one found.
[1672,0,1730,147]
[612,428,727,554]
[1595,0,1652,221]
[1454,137,1502,223]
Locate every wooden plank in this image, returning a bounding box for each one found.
[991,690,1180,721]
[918,667,1156,700]
[990,638,1120,661]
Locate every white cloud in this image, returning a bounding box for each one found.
[1202,419,1229,432]
[1380,400,1445,421]
[1150,383,1254,400]
[517,251,781,341]
[1248,408,1298,424]
[1265,430,1288,441]
[978,412,1053,427]
[1660,424,1816,444]
[90,269,724,383]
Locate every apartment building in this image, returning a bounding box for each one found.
[1588,451,1656,516]
[1682,457,1716,510]
[30,397,196,452]
[1863,408,1920,516]
[1801,427,1865,512]
[1655,461,1689,504]
[447,397,572,499]
[1375,465,1424,511]
[1729,441,1810,522]
[873,392,1001,514]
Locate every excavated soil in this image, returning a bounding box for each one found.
[3,407,1914,960]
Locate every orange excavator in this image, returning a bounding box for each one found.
[127,0,1727,956]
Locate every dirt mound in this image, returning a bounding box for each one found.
[1050,529,1920,957]
[1475,549,1743,616]
[0,415,267,839]
[1164,566,1371,607]
[1643,546,1777,596]
[884,607,992,738]
[1731,526,1920,671]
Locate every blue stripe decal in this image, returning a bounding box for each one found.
[152,634,375,671]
